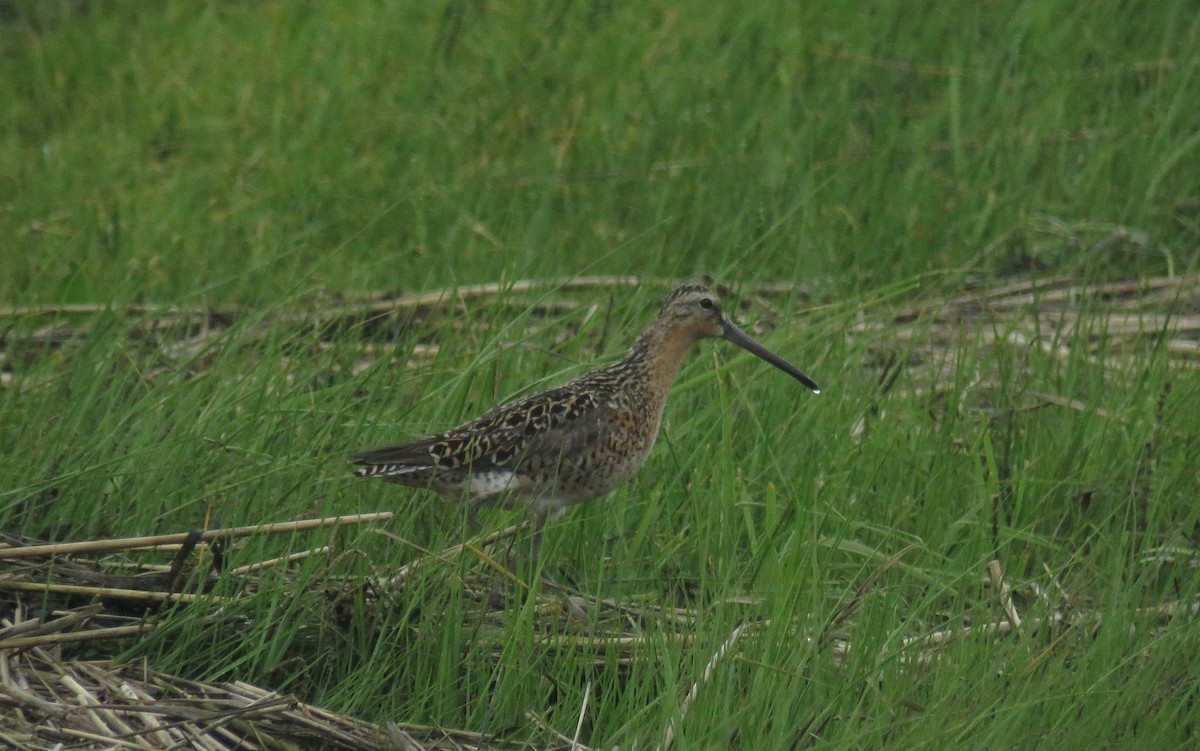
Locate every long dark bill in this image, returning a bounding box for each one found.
[722,319,821,394]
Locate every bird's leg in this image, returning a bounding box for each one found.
[530,510,548,565]
[527,511,585,620]
[501,512,545,584]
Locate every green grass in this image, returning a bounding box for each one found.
[3,1,1200,749]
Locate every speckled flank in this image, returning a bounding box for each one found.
[353,284,820,528]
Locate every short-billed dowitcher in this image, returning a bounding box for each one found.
[354,284,820,537]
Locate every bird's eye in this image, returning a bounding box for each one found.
[699,298,714,310]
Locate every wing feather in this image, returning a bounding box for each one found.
[352,385,611,479]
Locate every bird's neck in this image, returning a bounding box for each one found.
[621,324,696,398]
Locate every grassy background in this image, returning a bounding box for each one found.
[2,1,1199,748]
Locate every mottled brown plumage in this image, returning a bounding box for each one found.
[353,284,820,531]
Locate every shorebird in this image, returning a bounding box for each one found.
[353,284,820,543]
